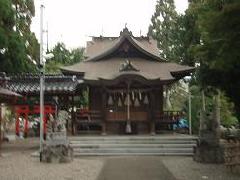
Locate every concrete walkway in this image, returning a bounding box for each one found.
[95,156,240,180]
[97,156,176,180]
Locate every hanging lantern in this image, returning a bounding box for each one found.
[143,94,149,104]
[130,91,134,107]
[124,93,128,106]
[139,90,142,100]
[108,94,113,105]
[118,95,122,107]
[135,96,140,107]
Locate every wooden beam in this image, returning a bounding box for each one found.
[71,95,75,135]
[101,88,107,135]
[149,90,156,135]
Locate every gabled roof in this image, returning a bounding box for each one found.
[84,28,165,62]
[61,28,195,85]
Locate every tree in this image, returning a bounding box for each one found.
[0,0,37,73]
[148,0,179,62]
[70,48,84,64]
[191,0,240,123]
[12,0,39,64]
[45,42,84,73]
[149,0,187,109]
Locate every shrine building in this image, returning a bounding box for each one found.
[61,28,195,135]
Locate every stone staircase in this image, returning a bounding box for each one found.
[69,134,197,156]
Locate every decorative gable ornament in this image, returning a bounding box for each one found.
[119,59,139,72]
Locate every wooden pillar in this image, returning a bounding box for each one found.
[43,113,47,140]
[0,105,2,151]
[159,86,164,114]
[150,90,156,135]
[71,95,75,135]
[101,88,107,135]
[15,112,20,136]
[24,114,28,138]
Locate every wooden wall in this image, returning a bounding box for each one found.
[89,86,103,111]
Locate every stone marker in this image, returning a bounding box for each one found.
[41,111,73,163]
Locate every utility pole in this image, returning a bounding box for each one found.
[188,83,192,135]
[39,4,45,161]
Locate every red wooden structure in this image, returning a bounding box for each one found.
[15,104,56,137]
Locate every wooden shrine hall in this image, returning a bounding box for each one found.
[61,28,195,135]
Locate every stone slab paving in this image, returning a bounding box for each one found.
[96,156,176,180]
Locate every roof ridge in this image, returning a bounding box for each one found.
[84,28,165,62]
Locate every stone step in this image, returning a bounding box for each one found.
[69,135,197,141]
[70,143,196,148]
[74,152,194,156]
[73,147,193,153]
[69,135,197,156]
[70,140,197,145]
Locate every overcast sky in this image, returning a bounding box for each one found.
[31,0,188,49]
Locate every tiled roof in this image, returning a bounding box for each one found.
[5,74,82,95]
[0,87,22,98]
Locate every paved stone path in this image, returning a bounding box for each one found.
[97,156,176,180]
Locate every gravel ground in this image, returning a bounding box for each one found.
[0,151,104,180]
[0,138,104,180]
[0,138,240,180]
[161,156,240,180]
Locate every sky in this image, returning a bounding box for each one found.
[31,0,188,49]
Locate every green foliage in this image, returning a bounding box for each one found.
[45,42,84,73]
[181,85,238,133]
[0,0,38,73]
[220,94,238,127]
[148,0,179,62]
[187,0,240,122]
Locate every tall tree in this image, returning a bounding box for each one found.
[45,42,84,73]
[149,0,181,109]
[0,0,28,73]
[188,0,240,122]
[12,0,39,65]
[148,0,179,62]
[0,0,38,73]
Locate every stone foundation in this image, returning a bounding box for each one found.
[224,140,240,174]
[41,144,73,163]
[193,130,224,163]
[41,132,73,163]
[193,142,224,163]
